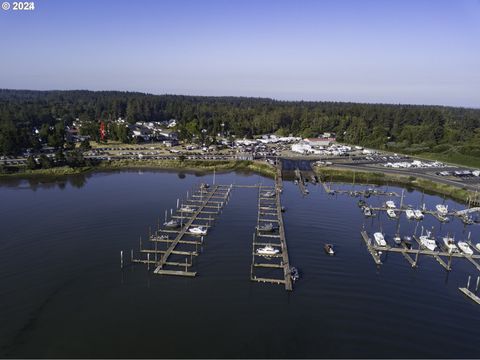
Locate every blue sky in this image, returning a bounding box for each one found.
[1,0,479,107]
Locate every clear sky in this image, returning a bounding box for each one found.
[1,0,479,107]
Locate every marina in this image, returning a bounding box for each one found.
[2,170,480,358]
[130,183,232,276]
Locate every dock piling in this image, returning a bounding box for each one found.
[147,253,150,270]
[120,250,123,269]
[467,275,471,289]
[476,276,480,292]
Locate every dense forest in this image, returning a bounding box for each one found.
[1,89,479,160]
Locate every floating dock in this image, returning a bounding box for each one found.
[130,183,232,277]
[250,174,293,291]
[360,230,480,272]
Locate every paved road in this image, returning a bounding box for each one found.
[330,163,480,192]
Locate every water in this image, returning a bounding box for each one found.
[0,170,479,358]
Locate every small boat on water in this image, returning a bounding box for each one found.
[458,241,473,255]
[179,205,195,213]
[405,209,416,220]
[281,206,286,212]
[419,231,437,251]
[158,234,169,240]
[402,236,413,249]
[442,236,459,254]
[436,204,448,216]
[256,245,279,256]
[189,226,207,235]
[290,266,299,281]
[324,243,335,255]
[414,209,424,220]
[164,219,180,228]
[387,209,397,218]
[476,243,480,252]
[358,199,367,208]
[374,232,387,247]
[385,200,396,209]
[200,183,210,189]
[257,223,275,232]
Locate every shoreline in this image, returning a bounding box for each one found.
[314,166,479,205]
[1,159,478,205]
[0,159,276,180]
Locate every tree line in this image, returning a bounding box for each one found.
[0,89,479,157]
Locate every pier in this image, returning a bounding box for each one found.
[130,183,232,276]
[250,171,293,291]
[127,162,293,289]
[360,230,480,272]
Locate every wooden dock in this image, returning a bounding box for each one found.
[360,230,382,265]
[130,183,232,277]
[250,174,293,291]
[360,230,480,272]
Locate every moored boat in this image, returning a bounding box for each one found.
[256,245,279,256]
[164,219,180,228]
[419,231,437,251]
[374,232,387,246]
[476,243,480,252]
[262,191,275,198]
[189,226,207,235]
[414,209,424,220]
[458,241,473,255]
[402,236,413,249]
[290,266,299,281]
[393,234,402,245]
[387,209,397,218]
[405,209,415,220]
[385,200,396,209]
[257,223,275,232]
[436,204,448,216]
[179,205,195,213]
[442,236,459,254]
[363,206,373,217]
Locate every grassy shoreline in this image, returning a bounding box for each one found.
[0,160,276,179]
[1,159,478,205]
[315,166,478,205]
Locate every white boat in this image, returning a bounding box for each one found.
[405,209,415,220]
[188,226,207,235]
[363,206,372,217]
[458,241,473,256]
[419,231,437,251]
[476,243,480,252]
[179,205,195,213]
[374,232,387,246]
[414,209,424,220]
[256,245,279,256]
[442,236,459,254]
[436,204,448,215]
[387,209,397,218]
[262,191,275,198]
[393,234,402,245]
[385,200,396,209]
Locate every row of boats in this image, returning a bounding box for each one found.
[358,199,472,223]
[373,231,480,255]
[163,218,208,236]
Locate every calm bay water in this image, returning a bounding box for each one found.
[0,170,479,358]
